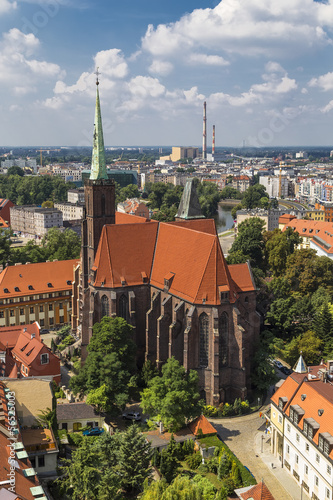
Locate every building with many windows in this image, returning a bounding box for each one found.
[270,356,333,500]
[0,260,76,329]
[10,206,63,237]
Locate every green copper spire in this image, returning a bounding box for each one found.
[90,70,108,180]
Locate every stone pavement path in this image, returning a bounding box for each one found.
[210,409,306,500]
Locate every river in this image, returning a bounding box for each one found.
[214,204,234,233]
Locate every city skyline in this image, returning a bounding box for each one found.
[0,0,332,147]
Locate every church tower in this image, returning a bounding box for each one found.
[81,72,115,290]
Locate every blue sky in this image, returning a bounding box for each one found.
[0,0,333,147]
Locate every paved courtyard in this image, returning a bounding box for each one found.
[210,408,307,500]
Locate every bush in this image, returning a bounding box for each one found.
[203,405,219,418]
[68,433,83,447]
[233,398,242,415]
[185,452,202,470]
[221,476,235,495]
[222,403,233,416]
[182,439,195,457]
[240,400,250,414]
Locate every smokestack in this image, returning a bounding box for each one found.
[202,101,207,161]
[212,125,215,156]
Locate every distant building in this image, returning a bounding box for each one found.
[10,206,63,237]
[56,402,105,432]
[54,201,84,221]
[67,188,85,204]
[160,147,199,163]
[282,218,333,253]
[295,151,308,159]
[117,198,149,219]
[259,176,288,198]
[0,260,76,329]
[231,175,251,193]
[236,208,280,233]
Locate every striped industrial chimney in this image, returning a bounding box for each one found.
[202,101,207,161]
[212,125,215,156]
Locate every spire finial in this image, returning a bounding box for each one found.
[95,67,100,86]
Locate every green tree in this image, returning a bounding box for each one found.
[265,228,302,276]
[251,331,277,392]
[141,475,207,500]
[0,228,13,266]
[141,357,202,432]
[118,183,140,202]
[228,217,265,269]
[218,452,231,480]
[118,424,153,492]
[70,317,136,415]
[298,330,322,364]
[7,165,24,176]
[312,302,333,356]
[242,184,268,209]
[86,384,109,413]
[160,435,180,483]
[141,360,159,387]
[284,249,333,296]
[41,227,81,261]
[220,186,242,200]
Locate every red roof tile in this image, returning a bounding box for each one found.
[228,263,256,293]
[240,481,275,500]
[167,218,217,235]
[115,211,150,224]
[0,259,78,299]
[0,323,40,350]
[188,415,217,436]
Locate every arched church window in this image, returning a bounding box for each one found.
[101,194,105,215]
[199,313,209,368]
[219,312,229,367]
[119,294,128,320]
[101,295,109,318]
[87,195,90,214]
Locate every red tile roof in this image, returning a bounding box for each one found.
[167,218,217,235]
[0,259,78,299]
[94,223,158,288]
[93,220,255,304]
[0,323,40,350]
[240,481,275,500]
[115,211,150,224]
[188,415,217,436]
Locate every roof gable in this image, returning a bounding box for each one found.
[94,222,158,288]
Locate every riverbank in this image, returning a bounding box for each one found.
[219,199,242,206]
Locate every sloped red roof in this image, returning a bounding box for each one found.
[0,323,40,350]
[228,263,256,293]
[115,211,150,224]
[12,331,45,366]
[8,362,18,378]
[188,415,217,436]
[150,223,238,305]
[167,218,217,235]
[0,259,77,299]
[94,223,158,288]
[240,481,275,500]
[93,220,255,304]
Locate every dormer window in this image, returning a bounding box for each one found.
[303,418,319,440]
[28,285,33,290]
[47,283,52,288]
[3,288,9,293]
[319,433,333,456]
[290,405,305,425]
[14,287,19,292]
[66,280,72,286]
[278,397,288,410]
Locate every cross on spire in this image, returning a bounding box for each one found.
[95,67,100,85]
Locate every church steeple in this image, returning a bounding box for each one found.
[90,69,108,180]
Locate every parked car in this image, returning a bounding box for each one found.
[40,329,49,334]
[273,360,283,369]
[122,412,141,421]
[82,427,104,436]
[280,366,292,376]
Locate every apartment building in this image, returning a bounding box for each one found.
[0,260,77,329]
[270,357,333,500]
[10,206,63,237]
[54,201,84,221]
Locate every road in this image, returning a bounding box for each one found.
[209,410,303,500]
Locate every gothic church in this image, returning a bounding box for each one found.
[72,78,260,405]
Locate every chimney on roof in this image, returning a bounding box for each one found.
[31,333,35,339]
[23,328,27,332]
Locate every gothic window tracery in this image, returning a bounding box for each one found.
[119,294,128,320]
[199,313,209,368]
[101,295,109,318]
[219,312,229,367]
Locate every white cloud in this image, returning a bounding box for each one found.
[0,0,16,14]
[188,53,229,66]
[309,72,333,91]
[148,60,173,76]
[321,100,333,113]
[142,0,330,61]
[94,49,128,79]
[0,29,63,89]
[127,76,165,98]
